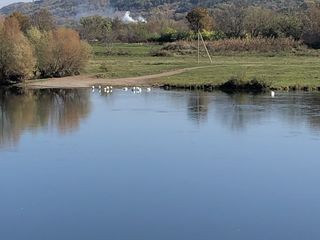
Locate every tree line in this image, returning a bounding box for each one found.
[78,3,320,48]
[0,9,90,85]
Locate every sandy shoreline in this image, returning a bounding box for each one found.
[25,66,209,89]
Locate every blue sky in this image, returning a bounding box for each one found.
[0,0,31,8]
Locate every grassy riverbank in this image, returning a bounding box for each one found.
[81,43,320,90]
[26,43,320,90]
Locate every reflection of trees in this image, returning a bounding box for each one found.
[167,90,320,131]
[187,92,210,124]
[214,92,320,132]
[215,93,265,131]
[45,89,91,133]
[0,88,90,148]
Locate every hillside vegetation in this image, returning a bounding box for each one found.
[0,0,316,22]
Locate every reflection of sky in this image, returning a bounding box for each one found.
[0,0,31,8]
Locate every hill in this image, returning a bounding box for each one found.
[0,0,312,23]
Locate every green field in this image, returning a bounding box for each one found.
[84,43,320,90]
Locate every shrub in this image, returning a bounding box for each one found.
[149,49,174,57]
[201,30,226,41]
[206,37,301,53]
[0,18,35,83]
[153,29,226,42]
[154,28,194,42]
[161,37,302,55]
[219,76,270,92]
[161,41,197,55]
[28,27,91,78]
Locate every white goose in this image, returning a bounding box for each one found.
[271,91,275,98]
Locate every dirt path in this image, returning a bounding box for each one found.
[26,66,209,89]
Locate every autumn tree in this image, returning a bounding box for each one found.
[79,15,112,42]
[9,12,31,33]
[186,7,214,32]
[213,4,246,38]
[301,4,320,48]
[27,27,51,77]
[31,9,55,32]
[0,17,35,83]
[244,7,280,38]
[28,27,91,77]
[276,14,303,40]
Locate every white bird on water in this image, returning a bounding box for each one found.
[146,87,151,92]
[123,87,128,91]
[271,91,275,98]
[132,87,142,93]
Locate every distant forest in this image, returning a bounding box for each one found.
[0,0,314,16]
[111,0,307,11]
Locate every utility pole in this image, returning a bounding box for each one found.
[198,30,200,64]
[197,30,213,64]
[200,32,213,63]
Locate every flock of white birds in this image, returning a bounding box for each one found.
[91,85,151,94]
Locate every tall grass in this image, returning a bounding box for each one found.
[207,37,301,53]
[161,38,304,55]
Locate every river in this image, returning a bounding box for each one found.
[0,88,320,240]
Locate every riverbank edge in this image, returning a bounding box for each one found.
[160,84,320,92]
[9,65,320,92]
[22,78,320,92]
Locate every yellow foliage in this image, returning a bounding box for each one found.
[28,27,91,77]
[0,17,35,82]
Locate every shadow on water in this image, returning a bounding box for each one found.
[0,88,91,148]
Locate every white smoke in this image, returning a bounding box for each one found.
[137,16,147,23]
[123,11,136,23]
[122,11,147,23]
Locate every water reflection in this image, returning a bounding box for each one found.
[0,88,90,148]
[212,92,320,132]
[187,92,211,124]
[182,90,320,132]
[1,88,320,148]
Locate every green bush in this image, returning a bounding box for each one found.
[219,77,270,92]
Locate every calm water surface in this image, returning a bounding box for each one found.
[1,88,320,240]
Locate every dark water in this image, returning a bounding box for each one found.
[1,88,320,240]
